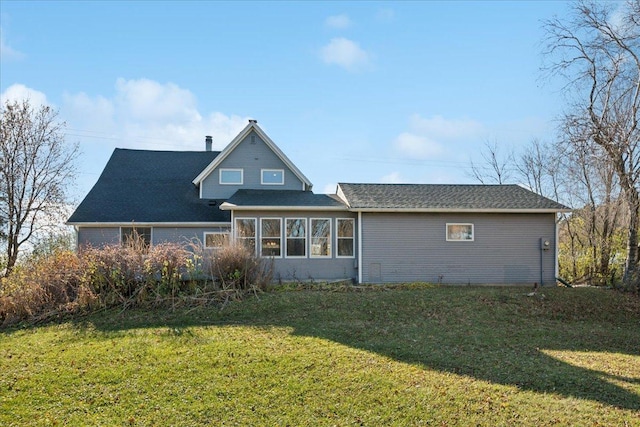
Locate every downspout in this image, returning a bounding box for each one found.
[555,213,561,279]
[358,211,363,284]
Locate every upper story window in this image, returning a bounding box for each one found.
[220,168,243,185]
[446,223,474,242]
[261,169,284,185]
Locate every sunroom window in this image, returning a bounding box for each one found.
[337,218,355,257]
[235,218,256,253]
[311,218,331,257]
[286,218,306,257]
[261,218,282,257]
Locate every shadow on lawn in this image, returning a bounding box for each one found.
[21,287,640,411]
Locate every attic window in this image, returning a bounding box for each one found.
[220,168,243,185]
[261,169,284,185]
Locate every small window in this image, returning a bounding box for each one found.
[235,218,256,253]
[261,169,284,185]
[261,218,282,257]
[121,227,152,248]
[220,168,243,185]
[337,218,355,257]
[446,223,474,241]
[204,232,230,249]
[311,218,331,257]
[286,218,306,258]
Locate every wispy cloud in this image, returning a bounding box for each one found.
[0,29,25,61]
[325,14,352,29]
[320,37,371,72]
[393,114,485,160]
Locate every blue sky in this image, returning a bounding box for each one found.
[1,1,571,202]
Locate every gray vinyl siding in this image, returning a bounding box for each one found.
[233,210,357,282]
[360,212,557,285]
[201,131,304,199]
[77,227,120,247]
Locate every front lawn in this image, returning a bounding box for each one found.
[1,286,639,426]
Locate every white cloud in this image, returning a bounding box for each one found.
[1,84,49,108]
[0,29,25,61]
[380,172,406,184]
[393,132,443,160]
[320,37,371,72]
[325,14,351,29]
[61,78,249,151]
[393,114,485,160]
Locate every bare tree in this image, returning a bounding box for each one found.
[0,100,79,276]
[468,140,514,184]
[544,0,640,288]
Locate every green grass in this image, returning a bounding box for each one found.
[1,286,639,426]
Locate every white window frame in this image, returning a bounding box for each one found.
[261,169,285,185]
[310,218,332,258]
[204,231,230,250]
[446,223,474,242]
[260,217,282,258]
[285,218,307,258]
[219,168,243,185]
[234,217,257,254]
[336,218,355,258]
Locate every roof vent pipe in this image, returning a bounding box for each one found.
[248,119,257,124]
[205,135,212,152]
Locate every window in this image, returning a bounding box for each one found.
[220,168,243,185]
[121,227,152,248]
[261,218,282,257]
[446,223,474,241]
[286,218,306,258]
[337,218,355,257]
[235,218,256,253]
[311,218,331,257]
[261,169,284,185]
[204,232,230,249]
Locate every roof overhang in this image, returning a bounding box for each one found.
[66,221,232,227]
[219,202,348,211]
[349,208,572,214]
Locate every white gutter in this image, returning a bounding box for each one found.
[219,202,348,212]
[66,221,232,227]
[348,208,571,214]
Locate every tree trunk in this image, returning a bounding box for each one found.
[623,190,640,289]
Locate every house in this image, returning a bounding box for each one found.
[67,120,570,285]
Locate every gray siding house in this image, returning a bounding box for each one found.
[67,120,569,285]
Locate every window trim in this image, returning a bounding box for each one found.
[310,218,332,258]
[219,168,243,185]
[285,217,307,259]
[261,168,285,185]
[446,223,474,242]
[260,217,282,258]
[336,218,355,258]
[234,217,257,255]
[204,231,230,250]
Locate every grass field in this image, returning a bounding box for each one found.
[1,285,639,426]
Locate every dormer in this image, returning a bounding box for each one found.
[193,120,313,199]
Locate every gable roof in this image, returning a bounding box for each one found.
[192,120,313,189]
[337,183,570,213]
[220,189,347,211]
[67,149,231,224]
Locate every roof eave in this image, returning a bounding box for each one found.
[220,202,347,212]
[348,208,571,213]
[66,221,232,227]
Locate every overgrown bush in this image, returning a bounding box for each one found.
[0,238,274,326]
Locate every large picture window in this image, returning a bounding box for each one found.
[311,218,331,257]
[286,218,306,258]
[220,168,243,185]
[337,218,355,257]
[235,218,256,253]
[261,218,282,257]
[121,227,152,248]
[446,223,474,241]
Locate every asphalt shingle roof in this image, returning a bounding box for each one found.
[68,149,231,223]
[338,183,569,211]
[225,189,347,209]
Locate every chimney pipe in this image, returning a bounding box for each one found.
[205,135,212,151]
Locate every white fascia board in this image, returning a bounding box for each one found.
[335,184,349,206]
[66,221,232,227]
[349,208,572,214]
[219,204,348,212]
[192,122,313,189]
